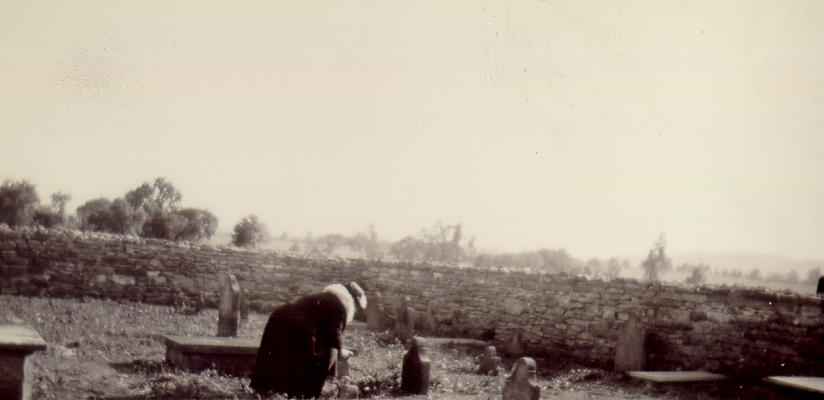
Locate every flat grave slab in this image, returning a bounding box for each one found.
[627,371,727,383]
[162,335,258,376]
[0,325,48,400]
[0,325,48,352]
[421,337,489,348]
[764,376,824,395]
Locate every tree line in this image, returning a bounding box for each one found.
[0,178,267,248]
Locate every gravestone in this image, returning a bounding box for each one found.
[0,325,48,400]
[239,288,250,320]
[395,297,417,340]
[505,330,525,357]
[502,357,540,400]
[401,337,430,395]
[614,313,645,371]
[417,304,438,335]
[335,354,350,379]
[477,346,502,375]
[366,292,385,331]
[217,274,241,337]
[817,276,824,298]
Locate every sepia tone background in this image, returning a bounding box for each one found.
[2,1,823,265]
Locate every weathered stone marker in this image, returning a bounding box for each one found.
[0,325,48,400]
[239,288,250,321]
[366,292,385,331]
[614,313,645,371]
[505,330,525,357]
[817,276,824,298]
[335,354,350,379]
[477,346,502,375]
[502,357,540,400]
[417,304,438,335]
[217,274,241,337]
[401,337,430,395]
[395,297,417,340]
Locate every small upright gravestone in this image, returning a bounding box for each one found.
[505,330,525,357]
[366,292,385,331]
[395,297,417,340]
[401,337,430,395]
[817,276,824,298]
[614,313,645,371]
[502,357,540,400]
[239,288,250,320]
[477,346,502,375]
[217,274,241,337]
[417,304,438,335]
[335,354,350,379]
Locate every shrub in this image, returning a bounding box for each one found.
[0,179,39,227]
[232,215,269,248]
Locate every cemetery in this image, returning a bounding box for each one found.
[1,226,824,399]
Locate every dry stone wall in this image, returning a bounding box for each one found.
[1,226,823,376]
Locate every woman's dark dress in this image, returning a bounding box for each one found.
[250,292,347,398]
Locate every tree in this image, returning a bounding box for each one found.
[0,180,39,227]
[51,192,71,220]
[747,268,762,281]
[173,208,218,242]
[685,268,706,286]
[232,215,269,248]
[32,206,62,228]
[76,198,133,234]
[641,234,672,282]
[606,257,622,280]
[124,178,186,240]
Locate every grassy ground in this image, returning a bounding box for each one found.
[0,295,807,400]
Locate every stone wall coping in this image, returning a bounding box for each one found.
[0,325,48,353]
[162,335,259,355]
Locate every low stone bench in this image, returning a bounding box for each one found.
[162,335,258,376]
[0,325,48,400]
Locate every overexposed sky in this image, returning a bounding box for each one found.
[1,1,823,260]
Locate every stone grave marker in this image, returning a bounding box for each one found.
[817,276,824,298]
[217,273,241,337]
[505,330,525,356]
[417,304,438,335]
[395,297,417,340]
[0,325,48,400]
[401,337,430,395]
[335,354,350,379]
[477,346,502,375]
[614,313,645,371]
[366,292,385,331]
[239,288,250,320]
[502,357,540,400]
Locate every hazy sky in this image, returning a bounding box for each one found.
[2,1,823,260]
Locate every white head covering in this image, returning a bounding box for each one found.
[323,282,367,324]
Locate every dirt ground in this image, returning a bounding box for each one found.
[0,296,811,400]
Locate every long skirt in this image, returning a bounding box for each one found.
[250,311,333,398]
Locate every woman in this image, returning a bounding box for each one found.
[251,282,367,398]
